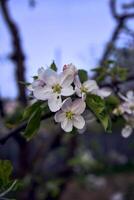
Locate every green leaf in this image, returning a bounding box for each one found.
[0,160,13,189]
[78,69,88,83]
[86,94,111,132]
[23,101,43,121]
[24,106,42,140]
[50,61,57,71]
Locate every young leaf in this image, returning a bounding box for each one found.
[78,69,88,83]
[0,160,13,188]
[86,94,111,132]
[23,101,43,121]
[50,61,57,71]
[24,107,42,140]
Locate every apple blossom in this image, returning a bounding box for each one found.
[33,69,75,112]
[113,90,134,137]
[74,76,111,99]
[54,98,86,132]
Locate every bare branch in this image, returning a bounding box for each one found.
[99,0,134,66]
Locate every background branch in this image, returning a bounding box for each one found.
[0,0,27,105]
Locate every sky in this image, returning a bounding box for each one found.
[0,0,115,98]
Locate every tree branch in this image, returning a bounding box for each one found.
[99,0,134,66]
[0,0,27,105]
[0,112,53,145]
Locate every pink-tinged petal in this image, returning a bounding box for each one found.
[62,98,72,112]
[59,72,74,87]
[32,80,45,88]
[61,86,74,96]
[71,99,86,114]
[48,95,62,112]
[54,111,66,122]
[121,125,133,138]
[73,115,85,129]
[63,63,77,74]
[83,80,98,92]
[33,86,52,100]
[75,87,82,97]
[61,118,73,132]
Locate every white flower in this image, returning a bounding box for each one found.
[63,63,77,76]
[54,98,86,132]
[33,70,74,112]
[121,125,133,138]
[118,91,134,115]
[27,67,54,91]
[74,76,111,99]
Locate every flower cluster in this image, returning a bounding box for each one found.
[113,91,134,137]
[28,64,111,132]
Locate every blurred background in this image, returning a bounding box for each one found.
[0,0,134,199]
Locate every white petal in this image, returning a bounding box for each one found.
[62,98,72,112]
[38,67,45,80]
[33,86,52,100]
[121,125,133,138]
[74,75,82,88]
[61,118,73,132]
[83,80,98,92]
[48,95,62,112]
[71,99,86,114]
[94,88,111,98]
[60,72,74,87]
[61,86,74,96]
[45,74,58,86]
[54,111,66,122]
[73,115,85,129]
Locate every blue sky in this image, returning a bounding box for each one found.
[0,0,115,98]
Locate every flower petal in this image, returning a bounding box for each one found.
[121,125,133,138]
[38,67,45,80]
[60,72,74,87]
[54,111,66,122]
[83,80,98,92]
[73,115,85,129]
[74,75,82,88]
[48,95,62,112]
[62,98,72,112]
[61,86,74,96]
[93,88,111,98]
[71,99,86,114]
[61,118,73,132]
[33,86,52,100]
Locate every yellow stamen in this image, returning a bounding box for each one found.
[66,111,74,120]
[52,84,62,94]
[80,86,88,93]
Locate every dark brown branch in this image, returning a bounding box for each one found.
[0,112,53,145]
[99,0,134,66]
[0,0,27,105]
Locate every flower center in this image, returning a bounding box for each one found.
[80,86,88,93]
[66,111,74,120]
[52,84,62,94]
